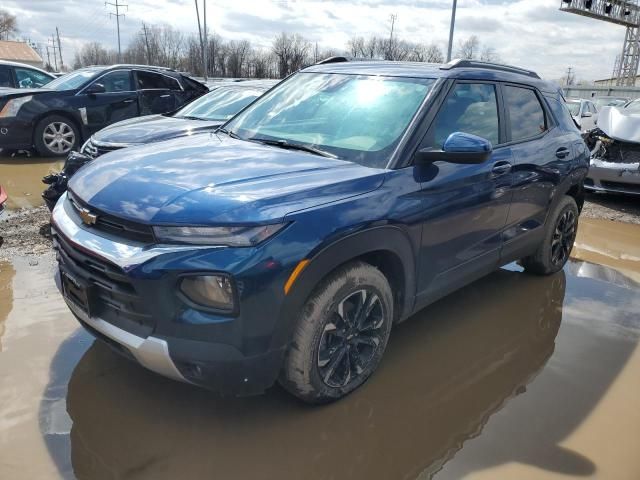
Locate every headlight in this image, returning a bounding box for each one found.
[0,96,33,118]
[180,274,235,311]
[153,223,287,246]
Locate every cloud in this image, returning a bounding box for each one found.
[1,0,625,81]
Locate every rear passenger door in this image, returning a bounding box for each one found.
[135,70,180,115]
[500,84,574,261]
[415,81,515,305]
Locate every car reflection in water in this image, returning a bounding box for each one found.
[37,264,576,480]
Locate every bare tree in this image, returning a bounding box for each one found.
[227,39,251,77]
[272,32,310,78]
[73,42,116,68]
[456,35,480,60]
[0,9,17,40]
[480,46,500,63]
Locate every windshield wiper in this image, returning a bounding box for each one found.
[217,127,241,139]
[253,138,337,159]
[178,115,207,121]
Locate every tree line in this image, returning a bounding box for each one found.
[71,22,501,79]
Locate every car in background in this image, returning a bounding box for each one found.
[623,97,640,112]
[566,98,598,132]
[80,80,278,158]
[42,81,278,209]
[585,105,640,195]
[0,184,7,217]
[0,60,55,89]
[0,64,208,156]
[51,59,588,403]
[593,96,629,109]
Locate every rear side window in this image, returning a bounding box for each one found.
[15,67,51,88]
[136,71,181,90]
[504,86,547,142]
[426,82,500,148]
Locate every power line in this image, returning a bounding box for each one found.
[106,0,128,62]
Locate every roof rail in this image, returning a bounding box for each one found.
[84,64,176,72]
[315,56,349,65]
[440,59,540,79]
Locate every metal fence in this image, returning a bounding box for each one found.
[563,84,640,99]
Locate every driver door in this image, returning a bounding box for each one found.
[415,81,515,306]
[77,70,139,134]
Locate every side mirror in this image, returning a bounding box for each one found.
[581,111,593,118]
[86,82,106,95]
[415,132,493,165]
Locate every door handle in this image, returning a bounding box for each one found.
[123,99,135,103]
[556,147,570,159]
[160,94,171,98]
[491,161,512,177]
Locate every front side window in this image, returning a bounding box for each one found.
[14,67,51,88]
[226,72,435,168]
[176,87,263,121]
[45,68,103,91]
[136,71,180,90]
[0,66,11,87]
[504,85,547,142]
[426,82,500,148]
[93,70,132,92]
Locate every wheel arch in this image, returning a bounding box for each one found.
[274,225,417,348]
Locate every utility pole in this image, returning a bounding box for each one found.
[106,0,128,62]
[387,13,397,60]
[48,36,59,71]
[203,0,208,81]
[45,46,52,71]
[565,66,574,86]
[194,0,205,78]
[446,0,458,62]
[56,27,64,70]
[142,22,151,64]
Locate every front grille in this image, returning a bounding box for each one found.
[600,180,640,194]
[53,231,154,337]
[67,191,155,244]
[82,138,124,159]
[609,142,640,164]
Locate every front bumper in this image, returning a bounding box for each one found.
[51,193,289,395]
[0,117,32,150]
[586,159,640,195]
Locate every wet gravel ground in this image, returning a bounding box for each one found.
[582,193,640,225]
[0,206,52,261]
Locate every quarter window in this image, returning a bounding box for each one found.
[504,86,547,142]
[136,71,180,90]
[427,82,500,148]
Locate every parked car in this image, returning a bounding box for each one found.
[623,97,640,112]
[0,60,55,89]
[585,105,640,195]
[593,96,629,109]
[566,98,598,132]
[0,64,208,156]
[41,81,278,209]
[51,59,588,403]
[0,184,6,216]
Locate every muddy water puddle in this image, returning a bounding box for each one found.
[0,247,638,479]
[0,155,63,210]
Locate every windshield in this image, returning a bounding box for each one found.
[566,102,581,116]
[176,87,264,121]
[625,100,640,112]
[594,97,627,108]
[225,72,435,168]
[44,68,104,91]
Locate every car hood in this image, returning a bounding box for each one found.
[0,87,54,99]
[69,134,386,225]
[597,106,640,143]
[92,115,222,145]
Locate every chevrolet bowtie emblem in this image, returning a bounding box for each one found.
[79,208,98,226]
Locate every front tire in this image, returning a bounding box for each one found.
[521,196,579,275]
[279,261,393,403]
[34,115,80,157]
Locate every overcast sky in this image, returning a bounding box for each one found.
[3,0,624,81]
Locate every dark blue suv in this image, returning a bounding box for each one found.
[51,59,588,403]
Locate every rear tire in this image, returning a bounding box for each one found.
[34,115,80,157]
[279,261,393,404]
[521,196,578,275]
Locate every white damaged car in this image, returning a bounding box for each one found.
[585,106,640,195]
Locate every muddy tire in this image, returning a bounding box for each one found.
[521,196,579,276]
[34,115,80,157]
[279,261,393,404]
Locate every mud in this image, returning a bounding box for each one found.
[0,223,638,479]
[0,154,63,210]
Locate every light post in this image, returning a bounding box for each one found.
[446,0,458,62]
